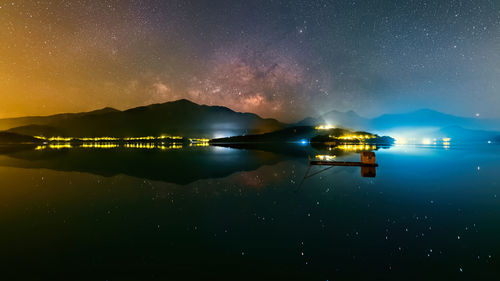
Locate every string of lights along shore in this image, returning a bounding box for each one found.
[1,0,499,122]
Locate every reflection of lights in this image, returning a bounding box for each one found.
[315,155,336,161]
[124,143,183,149]
[158,144,182,150]
[49,143,72,149]
[422,138,432,145]
[442,138,451,142]
[337,144,376,151]
[125,143,155,149]
[190,142,209,147]
[443,141,450,149]
[299,139,309,145]
[81,143,119,149]
[488,140,492,144]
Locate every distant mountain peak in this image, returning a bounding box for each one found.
[413,108,437,113]
[323,109,360,116]
[170,98,197,105]
[410,108,447,115]
[345,110,360,116]
[88,107,120,114]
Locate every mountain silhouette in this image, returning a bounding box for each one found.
[370,109,500,131]
[0,99,284,138]
[2,101,499,139]
[0,132,43,144]
[295,108,500,132]
[294,110,369,130]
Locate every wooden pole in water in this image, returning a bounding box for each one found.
[361,152,376,164]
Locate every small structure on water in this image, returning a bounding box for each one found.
[308,152,378,177]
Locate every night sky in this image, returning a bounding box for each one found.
[1,0,499,122]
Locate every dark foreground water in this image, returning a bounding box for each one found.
[0,143,499,280]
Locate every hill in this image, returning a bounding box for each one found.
[2,102,499,140]
[294,110,369,130]
[0,99,284,138]
[295,109,500,133]
[0,132,43,144]
[6,125,66,137]
[211,126,317,143]
[371,109,500,131]
[210,126,394,145]
[431,126,499,142]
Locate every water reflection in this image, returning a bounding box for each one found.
[0,145,280,185]
[0,143,382,184]
[0,143,499,279]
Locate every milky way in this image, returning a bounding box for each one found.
[0,0,499,121]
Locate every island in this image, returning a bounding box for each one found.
[210,125,395,148]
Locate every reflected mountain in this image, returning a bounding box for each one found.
[0,146,290,185]
[0,144,377,185]
[210,143,312,158]
[0,144,40,155]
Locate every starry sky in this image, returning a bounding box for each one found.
[1,0,499,122]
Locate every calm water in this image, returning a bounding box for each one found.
[0,144,499,280]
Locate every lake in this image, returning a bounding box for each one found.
[0,143,499,280]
